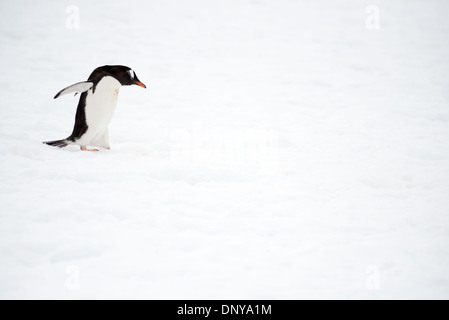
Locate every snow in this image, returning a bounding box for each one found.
[1,0,449,299]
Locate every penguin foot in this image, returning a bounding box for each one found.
[80,146,99,152]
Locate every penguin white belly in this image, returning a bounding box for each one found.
[77,76,121,147]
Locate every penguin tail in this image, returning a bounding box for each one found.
[43,139,69,148]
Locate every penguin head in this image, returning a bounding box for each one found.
[89,65,147,88]
[120,67,147,88]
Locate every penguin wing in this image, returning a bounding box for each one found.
[54,81,94,99]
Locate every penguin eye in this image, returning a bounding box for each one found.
[128,70,135,79]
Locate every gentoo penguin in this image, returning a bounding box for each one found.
[44,65,146,151]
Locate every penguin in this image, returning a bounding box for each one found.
[44,65,146,151]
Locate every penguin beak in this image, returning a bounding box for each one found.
[134,80,146,88]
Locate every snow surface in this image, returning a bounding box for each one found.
[1,0,449,299]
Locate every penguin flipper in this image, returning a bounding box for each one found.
[54,81,94,99]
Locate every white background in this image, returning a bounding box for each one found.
[0,0,448,299]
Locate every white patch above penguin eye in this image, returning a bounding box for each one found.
[128,70,135,79]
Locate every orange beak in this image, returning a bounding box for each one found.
[135,81,146,88]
